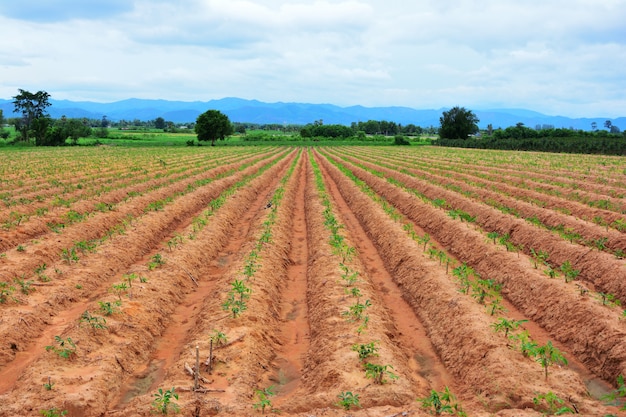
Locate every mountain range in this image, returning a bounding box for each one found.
[1,97,624,131]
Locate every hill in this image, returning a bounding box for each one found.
[1,97,624,130]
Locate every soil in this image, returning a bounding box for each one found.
[0,146,623,417]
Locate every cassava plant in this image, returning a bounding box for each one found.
[351,341,379,361]
[363,363,398,384]
[336,391,361,411]
[253,385,276,414]
[492,317,528,338]
[536,341,568,380]
[418,387,465,416]
[532,391,574,415]
[45,336,76,359]
[152,387,179,415]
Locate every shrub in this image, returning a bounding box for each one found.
[393,135,410,145]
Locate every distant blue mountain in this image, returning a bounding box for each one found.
[0,97,624,131]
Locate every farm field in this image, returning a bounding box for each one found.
[0,145,625,416]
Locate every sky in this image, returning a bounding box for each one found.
[1,0,625,118]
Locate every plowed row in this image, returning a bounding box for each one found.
[0,146,624,417]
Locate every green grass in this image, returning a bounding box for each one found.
[0,126,434,148]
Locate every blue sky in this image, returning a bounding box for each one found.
[1,0,625,117]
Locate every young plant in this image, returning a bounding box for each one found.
[43,376,54,391]
[491,318,528,338]
[418,387,465,416]
[347,286,362,298]
[148,253,165,270]
[487,296,506,316]
[123,273,138,288]
[253,385,276,414]
[602,374,626,410]
[559,261,580,283]
[336,391,361,411]
[14,275,35,295]
[356,315,370,335]
[111,282,129,300]
[544,266,558,279]
[487,231,500,245]
[79,311,107,332]
[45,336,76,359]
[535,341,568,380]
[0,281,17,304]
[339,263,359,287]
[231,279,251,302]
[530,248,550,269]
[222,293,247,318]
[60,247,79,264]
[598,292,622,307]
[363,363,398,384]
[39,409,67,417]
[342,299,371,322]
[210,329,228,347]
[152,387,179,415]
[418,233,431,252]
[98,299,122,316]
[351,341,379,361]
[509,330,538,358]
[532,391,574,415]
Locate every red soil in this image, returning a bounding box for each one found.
[0,147,623,417]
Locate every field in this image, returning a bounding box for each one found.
[0,145,625,416]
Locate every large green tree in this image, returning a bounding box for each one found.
[439,106,479,139]
[195,110,233,146]
[12,89,52,143]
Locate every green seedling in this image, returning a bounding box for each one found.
[535,341,568,380]
[363,363,398,384]
[532,391,574,415]
[210,330,228,346]
[602,374,626,410]
[60,248,79,264]
[111,282,128,300]
[152,387,179,415]
[342,299,371,322]
[39,408,67,417]
[351,341,379,361]
[148,253,165,270]
[253,385,276,414]
[43,376,54,391]
[45,336,76,359]
[79,311,107,332]
[98,299,122,316]
[14,275,35,295]
[418,387,465,416]
[492,318,528,338]
[559,261,580,283]
[0,281,17,303]
[336,391,361,411]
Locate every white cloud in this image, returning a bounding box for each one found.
[0,0,625,117]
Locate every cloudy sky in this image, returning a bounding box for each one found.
[1,0,625,117]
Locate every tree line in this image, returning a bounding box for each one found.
[436,107,626,155]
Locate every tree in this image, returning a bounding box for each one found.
[155,117,165,130]
[0,109,8,139]
[604,120,613,130]
[439,106,479,139]
[195,110,233,146]
[12,89,52,143]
